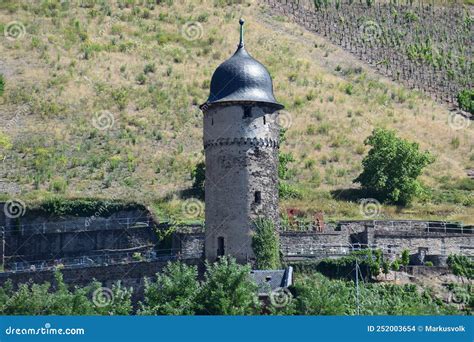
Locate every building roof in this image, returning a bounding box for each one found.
[250,267,293,296]
[200,19,284,110]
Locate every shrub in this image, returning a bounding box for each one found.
[292,273,456,315]
[447,254,474,279]
[354,128,434,205]
[191,161,205,199]
[401,249,410,267]
[139,262,200,315]
[50,177,67,193]
[0,74,4,96]
[344,83,354,95]
[196,257,260,315]
[136,73,147,85]
[457,88,474,114]
[252,218,281,270]
[143,63,156,74]
[316,250,382,280]
[0,271,132,315]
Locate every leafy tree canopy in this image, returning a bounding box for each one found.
[354,128,434,205]
[196,257,260,315]
[139,262,200,315]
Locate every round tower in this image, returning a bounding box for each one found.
[200,19,284,264]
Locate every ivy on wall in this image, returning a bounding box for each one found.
[252,218,281,270]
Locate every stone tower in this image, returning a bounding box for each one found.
[200,19,284,264]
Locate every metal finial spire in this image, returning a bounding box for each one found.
[238,18,245,48]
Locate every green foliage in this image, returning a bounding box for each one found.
[278,182,302,199]
[447,254,474,279]
[143,63,156,74]
[315,249,383,280]
[391,259,401,271]
[39,197,142,216]
[196,257,260,315]
[457,88,474,114]
[354,128,434,205]
[0,74,4,96]
[135,73,147,85]
[0,271,132,315]
[191,161,205,199]
[292,273,458,315]
[252,218,281,270]
[139,262,200,315]
[279,129,301,199]
[401,249,410,267]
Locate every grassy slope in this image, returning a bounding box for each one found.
[0,0,472,223]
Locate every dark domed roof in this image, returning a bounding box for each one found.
[201,19,283,110]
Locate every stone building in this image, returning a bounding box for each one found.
[200,19,284,263]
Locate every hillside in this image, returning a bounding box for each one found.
[0,0,472,223]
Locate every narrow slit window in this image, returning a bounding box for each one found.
[211,117,214,126]
[217,237,225,257]
[254,191,261,204]
[243,106,252,118]
[263,115,266,125]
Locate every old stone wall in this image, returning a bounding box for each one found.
[280,230,349,258]
[172,229,205,259]
[2,209,159,268]
[373,232,473,257]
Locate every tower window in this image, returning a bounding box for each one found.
[243,106,252,118]
[263,115,266,125]
[254,191,261,204]
[211,117,214,126]
[217,237,225,257]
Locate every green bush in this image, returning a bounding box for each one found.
[292,273,458,315]
[447,254,474,279]
[191,161,205,199]
[0,271,132,315]
[401,249,410,267]
[457,88,474,114]
[139,262,200,315]
[354,128,434,205]
[196,257,260,315]
[315,249,383,280]
[0,74,4,96]
[252,218,281,270]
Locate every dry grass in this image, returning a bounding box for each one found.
[0,0,472,222]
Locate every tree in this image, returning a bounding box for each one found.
[401,249,410,267]
[457,89,474,114]
[191,161,205,199]
[139,262,200,315]
[196,257,260,315]
[252,218,281,270]
[0,74,4,96]
[0,271,132,315]
[447,254,474,280]
[354,128,434,205]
